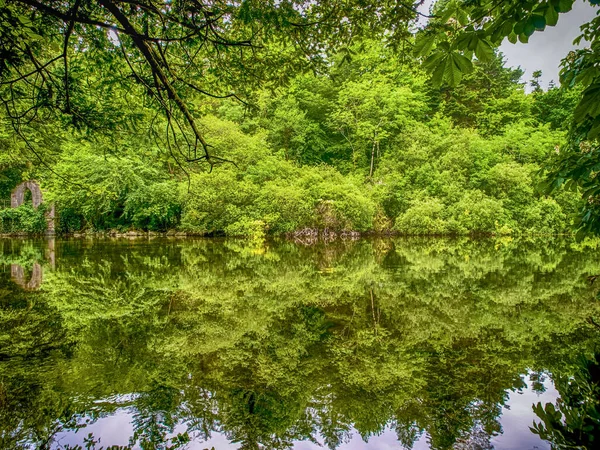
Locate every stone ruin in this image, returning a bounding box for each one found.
[5,181,55,290]
[10,180,56,233]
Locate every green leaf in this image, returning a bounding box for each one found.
[444,56,463,86]
[545,5,559,26]
[514,20,526,35]
[454,32,476,51]
[423,49,448,88]
[430,58,447,87]
[439,1,456,22]
[574,84,600,123]
[519,33,529,44]
[507,32,518,44]
[556,0,574,13]
[474,39,494,61]
[532,15,546,31]
[422,50,446,72]
[414,34,436,57]
[501,20,514,37]
[491,21,514,43]
[443,52,472,86]
[575,67,600,87]
[437,40,451,52]
[524,18,536,37]
[452,52,473,73]
[456,8,469,26]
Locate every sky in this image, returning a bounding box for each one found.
[418,0,598,90]
[499,1,597,90]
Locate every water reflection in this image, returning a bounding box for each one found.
[51,376,558,450]
[0,237,599,449]
[10,262,43,290]
[4,238,55,290]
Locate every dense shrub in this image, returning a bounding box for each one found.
[0,203,47,234]
[394,198,449,235]
[450,191,509,234]
[48,145,178,231]
[521,198,566,234]
[56,207,84,234]
[180,162,376,236]
[125,181,181,231]
[2,45,583,238]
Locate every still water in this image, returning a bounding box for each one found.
[1,237,600,450]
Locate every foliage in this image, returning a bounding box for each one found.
[1,237,600,449]
[394,197,450,235]
[0,202,47,234]
[531,354,600,449]
[0,4,597,236]
[47,142,176,232]
[0,0,421,165]
[125,181,181,232]
[179,123,377,236]
[415,0,600,236]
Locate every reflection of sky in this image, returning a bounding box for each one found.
[51,377,557,450]
[490,377,556,450]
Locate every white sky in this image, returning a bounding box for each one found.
[418,0,598,90]
[499,0,597,89]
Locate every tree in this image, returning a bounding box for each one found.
[435,52,526,133]
[0,0,422,167]
[416,0,600,235]
[530,70,543,93]
[531,354,600,449]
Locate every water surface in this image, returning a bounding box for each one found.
[1,237,599,449]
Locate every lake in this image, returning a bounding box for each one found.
[1,237,600,450]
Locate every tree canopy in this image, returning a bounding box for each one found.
[1,1,600,236]
[0,0,421,167]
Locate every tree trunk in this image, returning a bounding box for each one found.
[369,133,377,178]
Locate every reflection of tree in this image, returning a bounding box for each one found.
[129,385,188,449]
[532,354,600,450]
[1,238,600,449]
[0,281,75,449]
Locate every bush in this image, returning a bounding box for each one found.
[0,203,47,234]
[225,218,267,239]
[394,198,449,235]
[521,198,566,234]
[253,181,314,233]
[450,191,509,234]
[483,162,534,210]
[125,181,181,231]
[305,170,376,232]
[180,170,259,234]
[49,146,174,231]
[180,163,377,236]
[56,207,84,234]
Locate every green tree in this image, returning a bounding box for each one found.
[0,0,422,165]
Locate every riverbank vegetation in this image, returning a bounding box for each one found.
[0,1,598,237]
[0,44,584,237]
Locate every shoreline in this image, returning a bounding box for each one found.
[0,229,577,239]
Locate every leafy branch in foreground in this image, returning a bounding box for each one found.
[0,0,421,167]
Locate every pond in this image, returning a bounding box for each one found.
[1,237,600,450]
